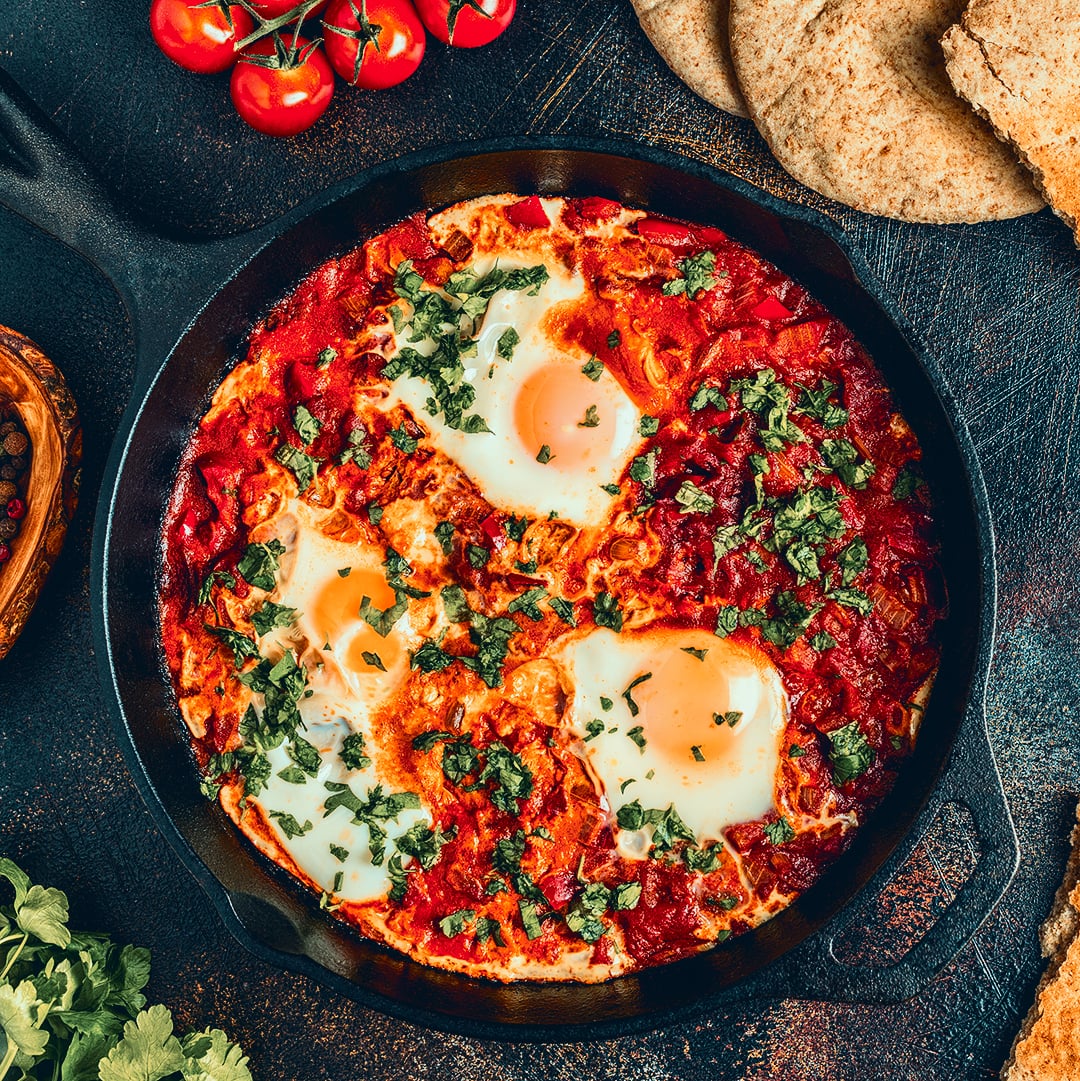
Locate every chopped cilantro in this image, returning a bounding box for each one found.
[691,745,705,762]
[689,383,726,411]
[340,732,372,771]
[361,650,387,672]
[714,605,740,638]
[467,543,490,568]
[827,721,874,784]
[367,503,383,526]
[434,520,455,555]
[237,539,286,591]
[548,596,577,626]
[593,591,624,632]
[789,744,806,758]
[197,568,236,606]
[600,483,621,496]
[438,909,475,938]
[293,404,321,445]
[519,900,543,940]
[507,586,547,622]
[497,327,519,361]
[713,710,741,727]
[626,726,646,752]
[681,646,709,661]
[275,443,320,493]
[582,357,604,382]
[329,843,349,862]
[674,479,715,514]
[475,917,505,946]
[607,330,621,349]
[536,443,553,463]
[820,438,875,488]
[268,811,312,839]
[763,817,795,846]
[389,424,419,454]
[629,449,657,488]
[639,415,660,436]
[794,378,848,429]
[578,404,600,428]
[339,425,372,469]
[505,515,528,542]
[662,250,718,299]
[317,346,337,368]
[622,673,652,716]
[204,625,259,667]
[251,601,297,636]
[584,719,605,741]
[599,696,614,712]
[893,463,925,500]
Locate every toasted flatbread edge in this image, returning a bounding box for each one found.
[1001,801,1080,1081]
[942,19,1080,246]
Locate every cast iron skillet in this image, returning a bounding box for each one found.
[0,70,1017,1041]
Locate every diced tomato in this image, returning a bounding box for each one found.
[752,296,794,321]
[539,871,576,910]
[504,196,550,229]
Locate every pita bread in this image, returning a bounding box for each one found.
[942,0,1080,245]
[631,0,749,117]
[728,0,1043,222]
[1002,803,1080,1081]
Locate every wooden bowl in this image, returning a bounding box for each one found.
[0,325,80,660]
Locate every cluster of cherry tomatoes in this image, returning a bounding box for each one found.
[150,0,516,136]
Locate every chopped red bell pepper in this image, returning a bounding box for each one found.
[504,196,550,230]
[635,216,694,246]
[752,296,794,321]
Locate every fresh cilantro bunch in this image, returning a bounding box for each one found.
[0,859,251,1081]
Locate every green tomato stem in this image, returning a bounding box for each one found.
[235,0,326,52]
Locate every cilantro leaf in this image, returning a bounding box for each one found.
[592,591,624,632]
[581,357,604,382]
[292,404,321,445]
[98,1004,185,1081]
[250,601,297,636]
[827,721,875,784]
[236,540,285,591]
[662,251,718,299]
[179,1028,253,1081]
[763,818,795,846]
[274,443,320,494]
[203,625,259,667]
[674,480,715,515]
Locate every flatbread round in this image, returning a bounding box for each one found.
[943,0,1080,244]
[631,0,749,118]
[728,0,1044,222]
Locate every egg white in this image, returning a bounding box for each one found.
[383,258,643,526]
[244,502,433,902]
[554,627,788,854]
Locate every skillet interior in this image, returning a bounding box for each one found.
[100,146,990,1038]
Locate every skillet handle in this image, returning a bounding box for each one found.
[778,700,1017,1003]
[0,67,267,392]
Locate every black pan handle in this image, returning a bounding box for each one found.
[0,68,267,390]
[775,694,1017,1003]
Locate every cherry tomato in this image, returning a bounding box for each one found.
[249,0,329,17]
[230,34,335,136]
[150,0,254,74]
[414,0,515,47]
[323,0,426,89]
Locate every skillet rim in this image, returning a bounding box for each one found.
[92,134,1004,1042]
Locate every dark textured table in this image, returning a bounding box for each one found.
[2,3,1079,1077]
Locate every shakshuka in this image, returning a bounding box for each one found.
[159,194,943,982]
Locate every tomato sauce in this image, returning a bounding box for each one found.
[159,194,943,981]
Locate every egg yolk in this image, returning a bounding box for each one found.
[631,640,780,771]
[311,568,403,676]
[514,363,631,468]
